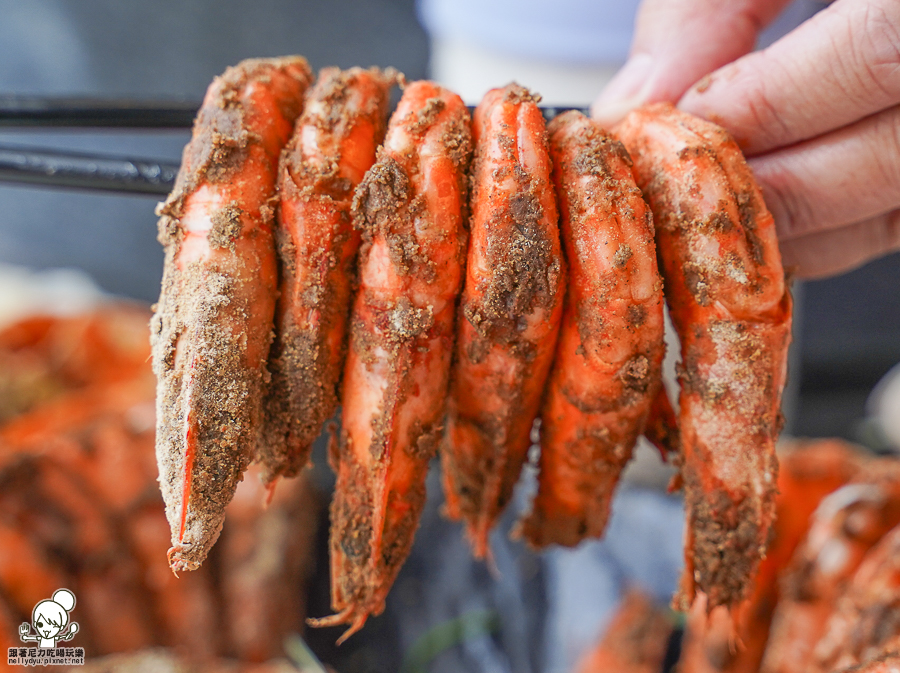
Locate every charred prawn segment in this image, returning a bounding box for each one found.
[310,82,472,641]
[617,103,792,611]
[151,57,313,572]
[441,83,564,558]
[260,67,397,488]
[521,111,665,547]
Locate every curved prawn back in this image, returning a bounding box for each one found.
[312,81,472,641]
[441,83,564,558]
[520,111,665,547]
[151,57,313,573]
[618,103,785,325]
[261,66,397,487]
[617,103,792,612]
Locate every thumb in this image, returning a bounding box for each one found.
[592,0,791,125]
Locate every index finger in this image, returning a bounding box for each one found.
[592,0,791,124]
[679,0,900,155]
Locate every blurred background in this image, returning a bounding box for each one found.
[0,1,898,672]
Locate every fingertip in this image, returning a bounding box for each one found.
[605,0,787,133]
[677,66,740,126]
[592,54,655,126]
[595,53,655,104]
[591,96,645,128]
[676,73,712,113]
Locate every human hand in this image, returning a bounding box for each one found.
[592,0,900,278]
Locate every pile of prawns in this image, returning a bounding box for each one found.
[151,56,791,642]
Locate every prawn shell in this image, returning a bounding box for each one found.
[674,439,865,673]
[617,102,792,611]
[762,458,900,673]
[151,57,313,572]
[312,81,472,641]
[521,111,665,547]
[441,83,564,558]
[812,522,900,671]
[260,66,396,486]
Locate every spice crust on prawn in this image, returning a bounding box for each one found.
[152,57,313,572]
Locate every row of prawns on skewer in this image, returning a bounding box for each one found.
[151,56,792,642]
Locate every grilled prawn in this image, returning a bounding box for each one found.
[260,67,396,488]
[813,523,900,673]
[151,57,312,572]
[761,459,900,673]
[617,103,792,611]
[310,81,472,640]
[441,83,564,557]
[521,111,665,547]
[673,439,865,673]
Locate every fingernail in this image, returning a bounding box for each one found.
[591,53,655,126]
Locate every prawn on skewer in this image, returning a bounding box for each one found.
[521,111,665,547]
[673,439,865,673]
[309,81,472,641]
[151,57,313,572]
[617,103,792,611]
[441,83,564,558]
[260,67,397,488]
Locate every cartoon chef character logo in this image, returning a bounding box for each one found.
[19,588,80,648]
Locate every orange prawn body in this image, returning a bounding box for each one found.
[521,111,665,547]
[812,523,900,672]
[762,460,900,673]
[441,84,564,558]
[311,81,472,640]
[672,440,864,673]
[260,67,395,487]
[617,103,792,611]
[575,589,673,673]
[151,57,312,572]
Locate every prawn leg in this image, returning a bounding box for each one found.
[309,81,472,641]
[441,83,564,558]
[151,57,313,572]
[644,380,680,463]
[521,111,665,547]
[260,67,397,488]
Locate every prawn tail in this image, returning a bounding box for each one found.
[307,606,370,646]
[167,542,200,576]
[441,418,502,559]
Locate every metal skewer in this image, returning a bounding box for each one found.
[0,95,589,194]
[0,94,201,129]
[0,144,179,195]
